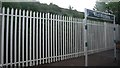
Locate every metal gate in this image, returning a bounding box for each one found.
[0,7,119,68]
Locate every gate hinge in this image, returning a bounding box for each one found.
[114,27,115,31]
[85,25,87,30]
[85,42,88,47]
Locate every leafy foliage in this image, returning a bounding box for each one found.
[94,2,120,24]
[2,2,84,18]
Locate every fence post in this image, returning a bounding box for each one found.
[0,1,2,67]
[84,8,88,67]
[113,15,116,60]
[104,22,107,49]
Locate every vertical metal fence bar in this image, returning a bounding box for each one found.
[69,17,71,58]
[76,20,78,57]
[91,22,93,52]
[79,22,81,56]
[106,23,108,49]
[53,15,55,62]
[101,22,105,48]
[97,24,99,51]
[102,24,104,49]
[76,19,78,57]
[36,12,39,65]
[29,11,32,66]
[74,19,76,57]
[22,10,25,66]
[60,15,62,60]
[101,23,103,49]
[25,10,29,67]
[64,16,67,59]
[10,8,13,67]
[57,15,61,61]
[67,17,69,58]
[78,22,81,57]
[6,8,10,66]
[50,14,53,62]
[47,13,50,63]
[77,20,78,57]
[90,21,95,50]
[42,13,45,64]
[58,15,60,61]
[62,16,65,60]
[95,23,97,51]
[72,18,73,57]
[98,22,103,49]
[93,21,95,52]
[91,21,93,52]
[55,15,58,61]
[1,7,5,67]
[66,17,68,59]
[66,16,68,58]
[103,24,105,49]
[74,19,77,57]
[18,9,21,66]
[77,21,79,56]
[68,17,69,59]
[33,12,35,65]
[71,17,72,58]
[39,12,41,64]
[90,22,92,52]
[104,22,107,49]
[96,22,100,52]
[79,21,81,55]
[60,15,62,61]
[76,19,78,56]
[79,20,81,56]
[14,9,18,66]
[106,24,108,49]
[89,23,91,51]
[73,19,75,57]
[45,13,48,63]
[99,23,101,51]
[108,24,110,49]
[76,22,78,57]
[73,18,75,58]
[98,24,100,51]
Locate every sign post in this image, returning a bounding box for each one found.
[113,15,116,60]
[84,8,88,67]
[0,1,2,67]
[84,8,115,66]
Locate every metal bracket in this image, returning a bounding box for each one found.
[85,25,87,30]
[85,42,88,47]
[114,27,115,31]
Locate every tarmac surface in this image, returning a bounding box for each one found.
[29,49,120,68]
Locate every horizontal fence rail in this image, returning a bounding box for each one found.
[0,7,120,68]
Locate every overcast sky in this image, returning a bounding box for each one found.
[38,0,97,12]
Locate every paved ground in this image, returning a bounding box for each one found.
[29,49,120,68]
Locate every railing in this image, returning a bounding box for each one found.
[0,7,119,68]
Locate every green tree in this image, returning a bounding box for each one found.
[94,1,120,24]
[2,2,84,19]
